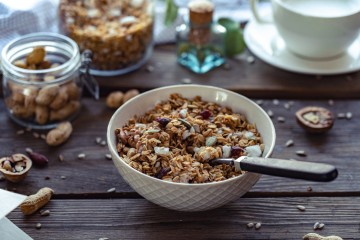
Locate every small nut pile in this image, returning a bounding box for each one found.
[5,47,81,126]
[59,0,153,71]
[0,154,32,182]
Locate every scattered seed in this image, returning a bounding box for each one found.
[181,78,192,84]
[346,112,352,119]
[40,210,50,216]
[277,116,285,122]
[313,222,320,230]
[25,148,33,154]
[145,65,154,72]
[77,153,86,159]
[318,223,325,229]
[26,127,32,132]
[255,222,261,230]
[307,186,313,192]
[105,154,112,160]
[16,129,25,135]
[61,176,66,180]
[273,99,279,105]
[100,140,107,146]
[247,56,255,64]
[33,132,40,138]
[44,176,50,180]
[99,238,109,240]
[296,205,306,211]
[328,99,334,106]
[285,139,294,147]
[95,137,102,144]
[256,100,263,105]
[246,222,254,228]
[36,223,42,229]
[284,103,290,110]
[107,187,116,193]
[337,113,346,119]
[223,62,231,70]
[40,134,46,140]
[296,150,307,156]
[58,154,64,162]
[267,110,274,118]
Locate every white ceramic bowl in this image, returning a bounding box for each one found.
[107,85,276,211]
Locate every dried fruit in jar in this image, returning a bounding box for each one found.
[296,106,334,133]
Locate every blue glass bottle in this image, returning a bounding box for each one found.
[176,0,226,74]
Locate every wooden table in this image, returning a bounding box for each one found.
[2,45,360,240]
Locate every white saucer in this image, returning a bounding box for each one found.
[244,19,360,75]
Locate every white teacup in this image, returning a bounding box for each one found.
[250,0,360,59]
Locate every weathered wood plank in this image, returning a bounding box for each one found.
[7,197,360,240]
[94,45,360,99]
[1,99,360,195]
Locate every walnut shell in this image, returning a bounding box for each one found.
[296,106,334,133]
[0,154,32,183]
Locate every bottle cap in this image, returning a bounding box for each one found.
[188,0,214,25]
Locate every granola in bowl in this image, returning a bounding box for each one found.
[115,93,264,184]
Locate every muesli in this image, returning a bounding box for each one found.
[115,93,264,183]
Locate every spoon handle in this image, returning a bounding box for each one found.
[235,156,338,182]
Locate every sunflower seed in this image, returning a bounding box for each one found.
[273,99,279,105]
[296,205,306,211]
[61,176,66,180]
[285,139,294,147]
[296,150,307,156]
[337,113,346,119]
[58,154,64,162]
[318,223,325,229]
[99,238,109,240]
[267,110,274,118]
[313,222,320,230]
[246,222,254,228]
[328,99,334,106]
[16,129,25,135]
[25,148,33,154]
[246,55,255,64]
[107,187,116,193]
[284,103,290,110]
[33,132,40,138]
[100,140,107,146]
[40,210,50,216]
[181,78,192,84]
[307,186,313,192]
[346,112,352,119]
[40,134,46,140]
[77,153,86,159]
[36,223,42,229]
[255,222,262,229]
[105,154,112,160]
[256,100,263,105]
[95,137,102,144]
[277,116,285,122]
[146,65,154,72]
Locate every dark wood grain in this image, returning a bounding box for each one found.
[7,197,360,240]
[1,98,360,196]
[93,45,360,99]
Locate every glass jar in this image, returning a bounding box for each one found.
[58,0,155,76]
[1,32,96,130]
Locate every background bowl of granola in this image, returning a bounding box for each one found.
[107,85,276,211]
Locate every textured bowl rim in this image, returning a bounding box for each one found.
[107,84,276,187]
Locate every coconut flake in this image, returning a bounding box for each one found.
[154,147,170,155]
[182,130,191,140]
[206,136,217,146]
[109,9,121,17]
[179,109,188,118]
[222,145,231,158]
[245,145,262,157]
[119,16,138,25]
[243,131,256,140]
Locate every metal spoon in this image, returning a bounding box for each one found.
[211,156,338,182]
